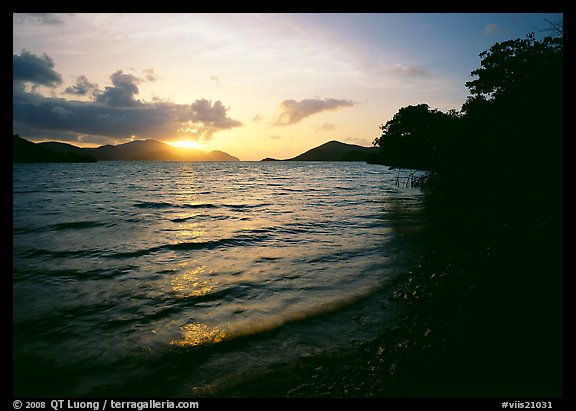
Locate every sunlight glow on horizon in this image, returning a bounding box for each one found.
[165,140,205,150]
[13,13,563,161]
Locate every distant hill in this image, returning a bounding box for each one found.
[13,135,97,163]
[16,137,239,162]
[105,140,239,161]
[262,140,378,162]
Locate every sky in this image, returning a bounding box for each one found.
[13,12,563,161]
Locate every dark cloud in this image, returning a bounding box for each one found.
[14,92,242,144]
[95,70,142,107]
[64,75,99,96]
[272,98,355,126]
[13,50,62,88]
[13,51,242,145]
[50,106,74,117]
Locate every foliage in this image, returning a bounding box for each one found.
[464,33,562,102]
[373,25,563,202]
[373,104,460,171]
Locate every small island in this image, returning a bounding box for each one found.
[261,140,378,162]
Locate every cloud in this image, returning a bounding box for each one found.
[272,98,355,126]
[13,49,62,88]
[50,106,74,117]
[92,69,160,106]
[13,13,68,26]
[14,92,242,144]
[484,23,498,35]
[391,64,433,78]
[95,70,142,107]
[177,99,243,139]
[210,74,221,86]
[143,68,158,82]
[314,122,335,132]
[13,51,242,145]
[64,75,99,96]
[252,114,263,123]
[269,135,282,140]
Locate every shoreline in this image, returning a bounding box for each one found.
[207,193,563,398]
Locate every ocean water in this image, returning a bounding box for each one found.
[13,161,428,396]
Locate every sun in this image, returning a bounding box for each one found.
[166,140,203,149]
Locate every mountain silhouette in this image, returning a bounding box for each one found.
[13,135,97,163]
[15,137,239,162]
[262,140,378,162]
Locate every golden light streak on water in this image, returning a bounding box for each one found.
[170,266,215,299]
[170,323,228,347]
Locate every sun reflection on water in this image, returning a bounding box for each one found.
[170,266,214,298]
[170,323,228,347]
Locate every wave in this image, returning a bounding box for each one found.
[162,233,272,252]
[169,216,196,223]
[170,279,387,349]
[134,201,174,209]
[13,265,136,283]
[18,247,103,259]
[134,200,273,211]
[183,203,220,209]
[134,201,220,210]
[51,220,111,230]
[14,220,111,234]
[223,203,273,210]
[106,233,273,259]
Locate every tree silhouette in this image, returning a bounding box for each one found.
[370,22,563,398]
[461,30,562,187]
[373,104,461,171]
[373,23,562,200]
